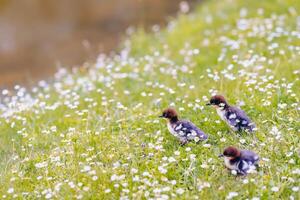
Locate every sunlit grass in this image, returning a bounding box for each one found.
[0,0,299,199]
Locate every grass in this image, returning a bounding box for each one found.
[0,0,299,199]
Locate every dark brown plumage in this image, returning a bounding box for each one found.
[223,146,241,158]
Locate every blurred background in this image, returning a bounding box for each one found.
[0,0,200,88]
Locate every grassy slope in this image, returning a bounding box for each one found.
[0,0,299,199]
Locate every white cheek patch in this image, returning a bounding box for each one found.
[224,157,237,170]
[219,103,225,107]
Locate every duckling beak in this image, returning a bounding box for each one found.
[218,154,224,158]
[206,103,211,106]
[159,115,164,118]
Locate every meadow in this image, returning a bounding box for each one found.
[0,0,299,199]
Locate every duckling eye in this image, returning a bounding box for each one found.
[211,99,218,105]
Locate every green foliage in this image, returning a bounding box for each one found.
[0,0,299,199]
